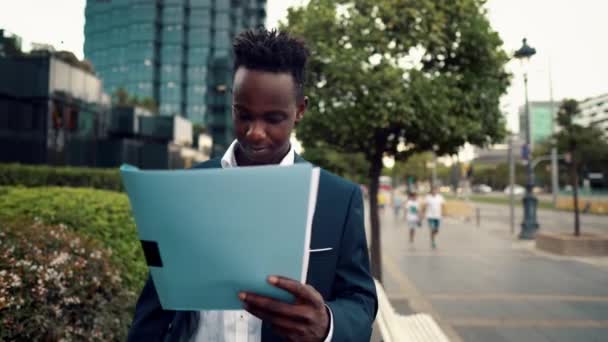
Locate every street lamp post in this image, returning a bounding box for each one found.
[515,38,539,239]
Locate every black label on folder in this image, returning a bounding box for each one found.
[141,240,163,267]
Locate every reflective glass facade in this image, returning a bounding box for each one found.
[84,0,266,154]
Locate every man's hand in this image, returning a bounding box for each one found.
[239,276,330,341]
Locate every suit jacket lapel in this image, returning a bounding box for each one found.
[294,153,306,164]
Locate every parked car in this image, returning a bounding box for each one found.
[473,184,492,194]
[503,185,525,196]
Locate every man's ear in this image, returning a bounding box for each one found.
[295,96,308,124]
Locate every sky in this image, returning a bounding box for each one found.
[1,0,607,134]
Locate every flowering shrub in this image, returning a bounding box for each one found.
[0,186,146,291]
[0,220,135,340]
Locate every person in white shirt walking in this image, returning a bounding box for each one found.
[423,187,445,249]
[405,192,421,243]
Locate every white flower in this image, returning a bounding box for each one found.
[10,274,21,287]
[89,250,102,259]
[69,238,81,248]
[50,252,70,266]
[63,296,81,305]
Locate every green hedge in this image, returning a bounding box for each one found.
[0,186,145,292]
[0,219,134,340]
[0,163,123,191]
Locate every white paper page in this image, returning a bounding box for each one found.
[300,167,320,282]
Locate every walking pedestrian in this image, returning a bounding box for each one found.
[423,187,445,249]
[405,192,421,243]
[393,192,403,218]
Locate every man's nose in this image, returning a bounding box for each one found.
[246,121,266,141]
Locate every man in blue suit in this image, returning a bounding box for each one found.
[128,28,377,342]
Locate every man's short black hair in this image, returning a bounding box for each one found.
[233,28,309,99]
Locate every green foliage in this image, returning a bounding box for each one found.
[113,87,130,106]
[470,163,530,189]
[112,88,159,114]
[302,145,369,184]
[383,152,435,182]
[0,163,123,191]
[555,99,608,168]
[0,220,134,340]
[0,186,145,292]
[287,0,510,163]
[138,97,159,114]
[0,31,23,57]
[286,0,510,278]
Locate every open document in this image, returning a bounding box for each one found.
[120,163,320,310]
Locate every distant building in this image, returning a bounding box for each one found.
[0,51,209,168]
[519,101,560,145]
[84,0,267,157]
[578,93,608,138]
[30,42,57,53]
[103,106,209,169]
[0,52,109,165]
[472,138,525,165]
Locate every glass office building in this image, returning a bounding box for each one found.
[84,0,266,155]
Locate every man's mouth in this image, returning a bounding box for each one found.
[248,146,270,155]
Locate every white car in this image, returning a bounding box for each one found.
[504,185,525,196]
[473,184,493,194]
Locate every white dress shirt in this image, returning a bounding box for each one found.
[193,140,334,342]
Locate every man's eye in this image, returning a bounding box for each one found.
[238,113,252,121]
[266,115,284,124]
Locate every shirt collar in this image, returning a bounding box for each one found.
[221,140,295,169]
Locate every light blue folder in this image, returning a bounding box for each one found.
[120,163,319,310]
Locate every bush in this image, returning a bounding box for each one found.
[0,186,146,292]
[0,220,135,340]
[0,163,123,191]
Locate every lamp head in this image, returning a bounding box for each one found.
[514,38,536,60]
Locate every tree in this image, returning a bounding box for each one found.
[302,145,369,184]
[286,0,510,280]
[0,31,23,57]
[139,97,159,115]
[385,152,434,185]
[555,99,608,236]
[113,87,130,106]
[111,88,159,115]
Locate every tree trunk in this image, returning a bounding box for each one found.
[368,156,383,282]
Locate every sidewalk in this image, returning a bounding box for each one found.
[373,209,608,342]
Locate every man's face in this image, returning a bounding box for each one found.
[232,67,306,165]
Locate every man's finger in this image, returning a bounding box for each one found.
[243,303,307,333]
[272,325,305,342]
[240,292,311,322]
[268,276,321,305]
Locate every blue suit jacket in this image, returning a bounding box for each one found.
[128,156,377,341]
